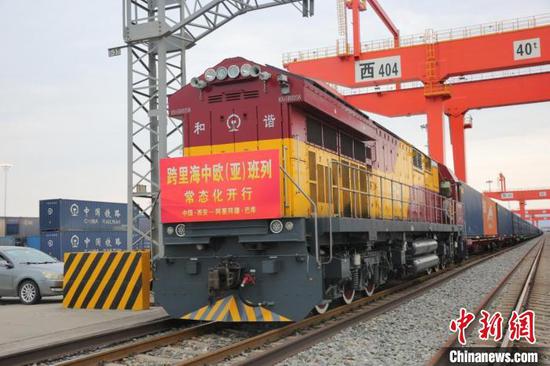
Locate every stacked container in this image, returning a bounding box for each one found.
[40,199,128,260]
[0,217,40,246]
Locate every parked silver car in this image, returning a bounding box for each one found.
[0,246,63,304]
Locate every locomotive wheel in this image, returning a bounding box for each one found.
[440,261,447,270]
[315,301,330,314]
[364,281,376,297]
[342,286,355,305]
[426,267,433,275]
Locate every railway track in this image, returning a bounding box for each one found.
[0,316,179,366]
[428,235,548,365]
[42,239,537,366]
[516,235,550,362]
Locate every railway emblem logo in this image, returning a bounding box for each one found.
[47,239,53,248]
[70,235,80,248]
[70,203,79,216]
[227,113,241,132]
[47,207,54,215]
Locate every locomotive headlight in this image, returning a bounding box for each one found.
[196,244,205,251]
[166,226,174,235]
[240,63,252,77]
[204,68,217,82]
[259,71,272,81]
[227,65,240,79]
[284,221,294,231]
[269,220,283,234]
[175,224,186,237]
[216,66,228,80]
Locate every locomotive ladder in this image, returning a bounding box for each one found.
[279,165,335,267]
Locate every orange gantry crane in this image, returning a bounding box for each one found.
[485,173,550,221]
[515,208,550,216]
[516,209,550,226]
[283,1,550,182]
[485,188,550,220]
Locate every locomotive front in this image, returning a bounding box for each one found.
[155,57,464,322]
[155,57,324,322]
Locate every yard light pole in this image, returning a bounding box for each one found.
[0,164,13,217]
[485,179,493,192]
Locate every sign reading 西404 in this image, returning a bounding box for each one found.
[355,56,402,83]
[160,150,281,223]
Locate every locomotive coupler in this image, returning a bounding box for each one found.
[207,260,243,294]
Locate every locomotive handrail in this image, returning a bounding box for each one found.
[324,165,334,265]
[329,159,454,225]
[279,165,321,267]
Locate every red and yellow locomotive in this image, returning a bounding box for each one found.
[154,57,536,322]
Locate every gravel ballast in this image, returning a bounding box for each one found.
[277,240,538,366]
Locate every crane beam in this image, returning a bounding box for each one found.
[285,20,550,88]
[485,189,550,201]
[345,72,550,116]
[514,209,550,216]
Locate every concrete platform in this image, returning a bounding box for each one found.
[0,296,168,357]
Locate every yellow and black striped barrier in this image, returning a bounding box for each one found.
[63,251,151,310]
[182,295,291,322]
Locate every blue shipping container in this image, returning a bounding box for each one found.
[40,199,127,232]
[26,235,41,250]
[512,214,521,236]
[6,217,19,236]
[40,231,127,261]
[496,205,513,237]
[460,183,484,237]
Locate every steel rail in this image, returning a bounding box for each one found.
[56,321,221,366]
[500,237,545,348]
[0,316,176,366]
[176,240,537,366]
[427,236,545,366]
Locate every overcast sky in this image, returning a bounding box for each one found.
[0,0,549,226]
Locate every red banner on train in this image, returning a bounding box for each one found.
[160,150,281,223]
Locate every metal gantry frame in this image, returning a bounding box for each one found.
[123,0,313,258]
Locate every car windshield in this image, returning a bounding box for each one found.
[2,248,58,264]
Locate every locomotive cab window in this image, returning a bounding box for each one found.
[306,117,338,152]
[323,126,338,152]
[306,118,323,146]
[340,133,353,159]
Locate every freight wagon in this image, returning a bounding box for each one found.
[458,184,542,251]
[496,204,514,242]
[153,57,540,322]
